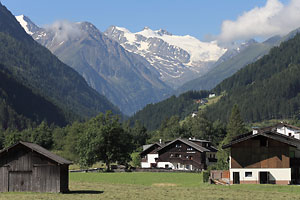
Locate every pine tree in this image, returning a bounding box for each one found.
[224,104,247,143]
[216,104,247,169]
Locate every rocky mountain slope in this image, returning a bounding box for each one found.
[16,15,171,115]
[104,26,227,88]
[0,4,120,122]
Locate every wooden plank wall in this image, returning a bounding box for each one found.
[231,137,290,168]
[60,165,69,192]
[33,165,60,193]
[9,171,32,192]
[0,167,8,192]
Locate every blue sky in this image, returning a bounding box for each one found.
[1,0,295,42]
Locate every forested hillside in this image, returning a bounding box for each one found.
[0,68,67,130]
[130,91,209,130]
[175,42,272,94]
[206,33,300,123]
[0,3,120,121]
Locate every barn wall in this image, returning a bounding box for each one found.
[0,167,8,192]
[60,165,69,192]
[32,165,60,193]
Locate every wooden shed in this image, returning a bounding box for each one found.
[0,141,72,193]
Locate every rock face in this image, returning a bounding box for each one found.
[16,15,171,115]
[104,26,227,88]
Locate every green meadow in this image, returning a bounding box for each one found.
[1,172,300,200]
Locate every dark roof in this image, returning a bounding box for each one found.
[157,138,210,153]
[0,141,72,165]
[253,122,300,133]
[278,122,300,131]
[140,142,163,155]
[222,130,300,149]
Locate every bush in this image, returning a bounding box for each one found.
[202,171,210,183]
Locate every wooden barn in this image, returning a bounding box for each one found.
[0,141,72,193]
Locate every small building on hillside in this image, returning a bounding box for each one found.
[141,138,217,171]
[0,141,72,193]
[208,93,216,98]
[223,123,300,185]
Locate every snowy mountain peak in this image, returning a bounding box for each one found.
[105,26,227,88]
[156,29,172,36]
[110,26,227,63]
[15,15,40,35]
[143,26,150,30]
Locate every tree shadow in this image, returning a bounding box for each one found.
[64,190,104,194]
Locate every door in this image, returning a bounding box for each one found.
[259,172,269,184]
[0,167,9,192]
[9,171,32,192]
[233,172,240,184]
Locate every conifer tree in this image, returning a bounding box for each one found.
[224,104,247,144]
[216,104,247,169]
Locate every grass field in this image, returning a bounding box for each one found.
[1,172,300,200]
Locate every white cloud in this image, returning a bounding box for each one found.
[45,20,83,42]
[217,0,300,43]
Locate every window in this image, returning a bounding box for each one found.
[170,154,174,158]
[186,165,190,170]
[176,144,182,148]
[290,151,295,158]
[245,172,252,177]
[260,138,268,147]
[187,147,193,151]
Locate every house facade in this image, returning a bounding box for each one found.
[141,138,217,171]
[223,122,300,185]
[140,143,162,168]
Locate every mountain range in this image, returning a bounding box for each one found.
[16,15,172,115]
[0,3,119,128]
[175,29,300,95]
[14,9,300,120]
[105,26,227,88]
[130,28,300,130]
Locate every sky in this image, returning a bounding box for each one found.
[1,0,298,43]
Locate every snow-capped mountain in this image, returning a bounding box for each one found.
[16,15,171,115]
[105,26,227,88]
[15,15,40,35]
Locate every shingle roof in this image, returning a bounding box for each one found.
[0,141,72,165]
[253,122,300,133]
[157,138,211,153]
[140,142,163,155]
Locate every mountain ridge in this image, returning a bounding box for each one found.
[17,15,172,115]
[0,5,120,122]
[104,26,227,88]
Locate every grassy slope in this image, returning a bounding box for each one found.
[1,173,300,200]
